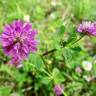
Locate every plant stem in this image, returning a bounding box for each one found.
[63,92,68,96]
[72,35,84,45]
[42,49,57,56]
[40,55,51,73]
[41,35,84,57]
[42,69,53,79]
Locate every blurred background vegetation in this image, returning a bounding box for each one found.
[0,0,96,96]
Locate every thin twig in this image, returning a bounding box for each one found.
[41,49,57,56]
[72,35,84,45]
[40,55,51,73]
[41,35,84,57]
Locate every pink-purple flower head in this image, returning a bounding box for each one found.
[1,20,38,65]
[77,21,96,36]
[54,84,64,96]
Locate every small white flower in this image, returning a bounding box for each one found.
[23,15,30,22]
[82,61,92,71]
[50,13,55,19]
[83,75,93,82]
[17,63,23,68]
[51,1,57,6]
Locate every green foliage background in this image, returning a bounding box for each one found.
[0,0,96,96]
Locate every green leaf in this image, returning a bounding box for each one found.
[71,46,82,52]
[54,24,65,40]
[53,24,66,49]
[58,25,65,36]
[0,65,29,88]
[29,54,45,71]
[63,48,73,62]
[52,68,65,84]
[0,86,11,96]
[41,76,51,85]
[67,82,83,92]
[68,28,77,44]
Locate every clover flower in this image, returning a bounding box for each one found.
[82,61,92,71]
[77,21,96,36]
[54,84,64,96]
[75,66,82,73]
[1,20,38,65]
